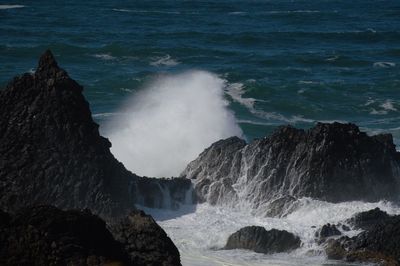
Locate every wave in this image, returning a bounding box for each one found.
[0,5,24,10]
[150,55,180,67]
[104,70,243,177]
[92,53,117,61]
[373,61,396,68]
[112,8,180,14]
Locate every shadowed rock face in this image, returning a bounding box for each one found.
[0,206,130,266]
[111,210,181,266]
[181,123,400,213]
[0,205,182,266]
[225,226,301,254]
[0,50,192,219]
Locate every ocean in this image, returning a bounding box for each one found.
[1,1,400,265]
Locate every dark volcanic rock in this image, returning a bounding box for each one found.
[0,50,192,219]
[182,123,400,211]
[0,205,182,266]
[0,205,130,266]
[225,226,301,254]
[347,207,391,230]
[325,210,400,265]
[110,210,181,266]
[315,223,341,243]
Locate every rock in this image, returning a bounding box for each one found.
[315,223,342,244]
[316,223,341,239]
[264,195,298,217]
[0,205,182,266]
[110,210,181,266]
[181,123,400,212]
[347,207,391,230]
[224,226,301,254]
[0,50,192,219]
[0,205,130,266]
[325,211,400,265]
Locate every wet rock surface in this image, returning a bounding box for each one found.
[315,223,341,242]
[225,226,301,254]
[346,207,391,230]
[0,50,192,219]
[182,123,400,212]
[325,209,400,266]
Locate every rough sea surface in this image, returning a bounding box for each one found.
[1,1,400,265]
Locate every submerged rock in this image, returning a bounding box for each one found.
[0,50,192,219]
[110,210,181,266]
[182,123,400,212]
[224,226,301,254]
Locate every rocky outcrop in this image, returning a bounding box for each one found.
[181,123,400,213]
[111,210,181,266]
[347,207,391,230]
[0,205,130,266]
[325,209,400,265]
[0,50,192,219]
[0,205,181,266]
[224,226,301,254]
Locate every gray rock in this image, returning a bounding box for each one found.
[225,226,301,254]
[182,123,400,213]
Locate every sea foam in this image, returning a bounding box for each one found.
[105,71,243,177]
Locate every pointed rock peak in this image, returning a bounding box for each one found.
[37,49,60,73]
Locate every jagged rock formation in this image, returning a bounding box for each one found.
[111,210,181,266]
[325,209,400,265]
[224,226,301,254]
[0,50,192,219]
[0,205,181,266]
[181,123,400,214]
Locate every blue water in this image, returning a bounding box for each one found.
[1,0,400,144]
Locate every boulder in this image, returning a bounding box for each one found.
[182,123,400,212]
[224,226,301,254]
[110,210,181,266]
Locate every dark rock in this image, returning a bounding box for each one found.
[224,226,301,254]
[0,205,183,266]
[0,50,192,219]
[0,205,130,266]
[264,195,298,217]
[347,207,391,230]
[316,223,341,239]
[110,210,181,266]
[325,211,400,265]
[182,123,400,211]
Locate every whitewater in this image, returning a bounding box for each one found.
[105,71,400,266]
[140,199,400,266]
